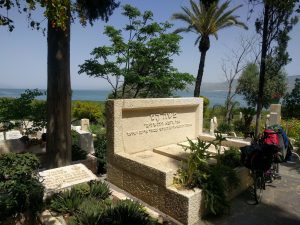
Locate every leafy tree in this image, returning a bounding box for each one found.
[172,0,247,97]
[1,1,119,168]
[248,0,299,136]
[79,5,194,99]
[236,63,287,108]
[45,0,119,168]
[283,78,300,119]
[0,89,46,137]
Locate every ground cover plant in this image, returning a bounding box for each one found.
[0,153,44,223]
[49,181,163,225]
[174,135,240,216]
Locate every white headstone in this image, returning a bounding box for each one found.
[210,119,215,135]
[269,104,281,124]
[269,112,279,126]
[0,132,4,141]
[81,119,90,132]
[239,112,243,120]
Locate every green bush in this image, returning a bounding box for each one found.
[0,89,46,135]
[282,118,300,147]
[49,181,111,215]
[100,200,152,225]
[0,153,44,222]
[94,133,107,174]
[219,147,242,168]
[217,122,233,133]
[73,198,110,225]
[71,130,87,161]
[72,101,104,123]
[89,180,111,200]
[50,188,84,214]
[174,136,239,216]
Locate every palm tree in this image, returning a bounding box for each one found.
[172,0,247,97]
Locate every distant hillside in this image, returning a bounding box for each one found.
[199,75,300,92]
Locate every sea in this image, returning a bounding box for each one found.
[0,88,247,107]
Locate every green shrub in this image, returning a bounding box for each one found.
[174,136,239,216]
[50,188,83,214]
[71,130,87,161]
[72,101,104,123]
[0,153,44,222]
[74,198,109,225]
[219,147,242,168]
[0,89,46,135]
[100,200,152,225]
[94,133,107,174]
[282,118,300,147]
[89,180,111,200]
[217,122,233,133]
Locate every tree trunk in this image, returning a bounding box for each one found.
[194,50,207,97]
[194,36,210,97]
[255,3,270,138]
[46,16,71,168]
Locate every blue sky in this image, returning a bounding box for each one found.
[0,0,299,90]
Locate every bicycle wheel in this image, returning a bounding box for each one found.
[254,173,264,203]
[290,152,300,163]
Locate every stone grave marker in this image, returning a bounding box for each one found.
[210,118,214,135]
[0,132,4,141]
[39,163,97,194]
[6,130,22,140]
[81,119,90,132]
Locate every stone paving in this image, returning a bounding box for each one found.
[202,162,300,225]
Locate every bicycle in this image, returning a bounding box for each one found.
[242,143,280,205]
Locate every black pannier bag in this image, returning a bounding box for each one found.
[240,145,273,171]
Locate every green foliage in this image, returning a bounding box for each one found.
[49,180,111,215]
[71,130,87,161]
[73,197,109,225]
[236,63,287,108]
[72,101,104,123]
[174,135,239,216]
[217,122,233,134]
[219,147,242,168]
[89,180,111,200]
[0,153,44,221]
[282,118,300,147]
[79,4,194,99]
[94,132,108,174]
[233,107,256,136]
[0,89,46,135]
[100,200,152,225]
[172,0,247,96]
[283,78,300,119]
[50,188,83,214]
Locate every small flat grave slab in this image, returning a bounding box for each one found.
[39,163,97,194]
[0,132,4,141]
[6,130,22,140]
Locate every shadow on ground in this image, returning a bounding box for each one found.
[202,163,300,225]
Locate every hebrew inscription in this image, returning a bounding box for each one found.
[39,164,97,192]
[126,112,192,137]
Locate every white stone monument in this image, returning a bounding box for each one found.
[210,118,215,135]
[81,118,90,132]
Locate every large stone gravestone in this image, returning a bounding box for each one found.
[106,98,204,225]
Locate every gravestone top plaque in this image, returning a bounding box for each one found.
[107,98,203,154]
[39,163,97,192]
